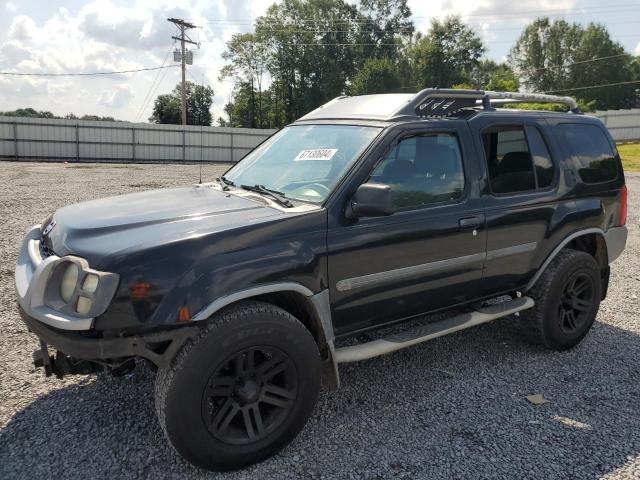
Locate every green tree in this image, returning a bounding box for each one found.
[469,60,519,91]
[357,0,413,59]
[409,16,485,89]
[149,82,215,125]
[350,57,402,94]
[509,18,636,109]
[220,33,270,128]
[1,107,56,118]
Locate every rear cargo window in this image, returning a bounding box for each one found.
[559,123,618,183]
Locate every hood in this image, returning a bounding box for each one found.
[44,185,285,266]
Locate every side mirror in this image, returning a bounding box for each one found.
[346,182,395,219]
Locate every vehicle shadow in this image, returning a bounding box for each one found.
[1,317,639,479]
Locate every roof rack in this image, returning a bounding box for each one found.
[392,88,581,118]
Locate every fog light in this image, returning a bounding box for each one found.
[76,296,93,315]
[83,274,99,293]
[60,264,79,302]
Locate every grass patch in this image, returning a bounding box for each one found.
[618,143,640,172]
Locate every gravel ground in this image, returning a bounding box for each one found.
[1,162,639,480]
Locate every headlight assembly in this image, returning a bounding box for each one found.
[44,257,119,319]
[60,263,79,302]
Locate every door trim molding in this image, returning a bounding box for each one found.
[486,242,537,261]
[335,252,486,292]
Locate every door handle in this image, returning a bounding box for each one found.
[459,216,481,229]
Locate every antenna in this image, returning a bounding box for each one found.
[199,72,204,184]
[198,122,203,184]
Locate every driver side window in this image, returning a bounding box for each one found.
[369,133,465,209]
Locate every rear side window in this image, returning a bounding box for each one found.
[482,125,556,194]
[482,126,535,194]
[560,123,618,183]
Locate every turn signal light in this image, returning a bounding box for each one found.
[130,282,151,300]
[178,306,191,322]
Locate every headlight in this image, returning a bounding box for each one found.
[43,256,119,319]
[60,263,79,302]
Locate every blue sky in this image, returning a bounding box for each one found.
[0,0,638,122]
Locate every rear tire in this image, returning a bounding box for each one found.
[155,301,321,471]
[521,249,602,349]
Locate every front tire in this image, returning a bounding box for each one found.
[155,301,321,471]
[521,249,602,349]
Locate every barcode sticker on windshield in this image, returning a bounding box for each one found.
[294,148,338,161]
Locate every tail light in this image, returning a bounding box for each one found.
[619,184,628,226]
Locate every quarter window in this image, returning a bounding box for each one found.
[526,126,554,188]
[559,123,618,183]
[369,133,465,209]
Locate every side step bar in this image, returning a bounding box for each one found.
[335,296,534,363]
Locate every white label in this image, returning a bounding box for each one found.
[294,148,338,161]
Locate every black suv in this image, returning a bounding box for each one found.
[15,89,627,471]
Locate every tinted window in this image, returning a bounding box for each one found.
[370,133,464,209]
[526,126,554,188]
[560,123,618,183]
[482,126,535,194]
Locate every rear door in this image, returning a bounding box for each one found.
[470,114,562,295]
[326,121,486,336]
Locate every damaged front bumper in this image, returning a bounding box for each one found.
[15,225,198,377]
[19,304,198,377]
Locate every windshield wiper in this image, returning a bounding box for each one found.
[216,176,235,191]
[240,184,294,208]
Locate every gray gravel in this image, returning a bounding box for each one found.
[1,162,639,479]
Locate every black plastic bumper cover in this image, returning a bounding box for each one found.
[19,304,199,368]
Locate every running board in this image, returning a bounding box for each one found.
[335,296,534,363]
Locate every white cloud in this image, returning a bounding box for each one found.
[8,15,38,41]
[635,41,640,55]
[98,84,135,108]
[1,0,633,123]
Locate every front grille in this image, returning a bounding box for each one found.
[39,239,54,259]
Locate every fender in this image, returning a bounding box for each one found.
[525,226,626,292]
[192,283,340,389]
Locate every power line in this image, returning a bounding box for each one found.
[201,3,640,25]
[200,34,639,46]
[134,47,174,123]
[203,19,640,35]
[0,65,178,77]
[547,80,640,93]
[533,53,631,72]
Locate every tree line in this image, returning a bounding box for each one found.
[217,0,640,128]
[0,107,118,122]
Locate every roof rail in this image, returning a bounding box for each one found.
[482,91,581,113]
[392,88,581,118]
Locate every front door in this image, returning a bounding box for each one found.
[327,124,486,336]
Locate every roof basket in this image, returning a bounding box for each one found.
[392,88,581,118]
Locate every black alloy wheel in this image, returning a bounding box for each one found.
[520,249,602,350]
[558,272,596,334]
[155,301,321,471]
[202,346,298,445]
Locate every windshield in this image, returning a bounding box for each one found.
[223,124,381,203]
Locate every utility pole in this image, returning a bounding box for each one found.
[167,18,197,125]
